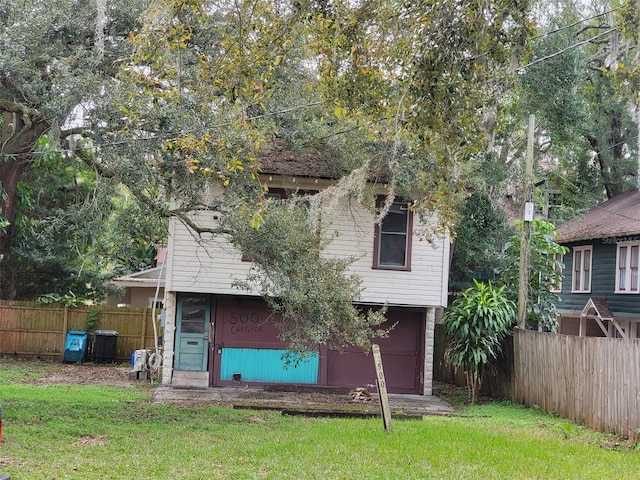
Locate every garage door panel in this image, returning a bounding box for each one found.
[326,350,417,393]
[326,311,423,394]
[377,353,418,393]
[327,351,376,387]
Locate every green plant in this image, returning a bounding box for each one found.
[36,292,83,307]
[85,310,99,332]
[443,279,516,404]
[35,288,99,308]
[226,198,388,356]
[497,219,569,331]
[560,421,576,438]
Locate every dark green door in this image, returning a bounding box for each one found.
[175,295,210,371]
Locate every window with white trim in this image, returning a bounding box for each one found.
[572,246,592,293]
[373,200,413,271]
[616,241,640,293]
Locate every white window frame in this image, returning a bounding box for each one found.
[571,246,592,293]
[148,297,164,309]
[615,241,640,294]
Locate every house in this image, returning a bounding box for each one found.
[555,188,640,338]
[107,246,167,308]
[160,146,450,395]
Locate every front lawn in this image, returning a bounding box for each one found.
[0,361,638,479]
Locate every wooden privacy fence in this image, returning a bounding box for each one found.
[513,328,640,440]
[433,323,514,399]
[0,300,162,363]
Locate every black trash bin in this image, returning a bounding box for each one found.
[93,330,118,363]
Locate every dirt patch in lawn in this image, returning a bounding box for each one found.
[1,357,137,388]
[35,363,135,388]
[72,435,108,447]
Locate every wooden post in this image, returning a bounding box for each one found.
[61,305,69,358]
[518,114,535,329]
[372,344,392,431]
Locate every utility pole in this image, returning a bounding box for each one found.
[518,114,535,329]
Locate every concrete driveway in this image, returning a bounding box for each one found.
[153,385,454,417]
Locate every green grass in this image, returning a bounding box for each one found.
[0,362,638,479]
[0,358,52,383]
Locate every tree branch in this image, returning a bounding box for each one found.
[173,210,228,236]
[0,99,41,119]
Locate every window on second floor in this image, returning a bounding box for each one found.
[373,200,413,271]
[572,245,592,293]
[616,242,639,294]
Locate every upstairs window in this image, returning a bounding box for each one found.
[572,246,592,293]
[616,242,639,293]
[373,200,413,271]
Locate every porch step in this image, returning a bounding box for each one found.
[171,370,209,389]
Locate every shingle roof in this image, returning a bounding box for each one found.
[258,139,343,179]
[556,188,640,243]
[580,297,613,320]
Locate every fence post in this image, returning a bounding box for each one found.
[140,307,148,349]
[61,306,69,359]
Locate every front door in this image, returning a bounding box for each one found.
[175,295,210,371]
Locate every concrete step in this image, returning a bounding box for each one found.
[171,370,209,389]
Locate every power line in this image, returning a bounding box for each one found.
[592,204,640,222]
[4,97,640,161]
[530,6,624,41]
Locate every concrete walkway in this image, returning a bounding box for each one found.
[153,386,454,416]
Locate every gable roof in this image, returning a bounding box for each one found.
[556,189,640,243]
[580,297,613,320]
[109,266,165,288]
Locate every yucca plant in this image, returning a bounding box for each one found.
[443,279,516,403]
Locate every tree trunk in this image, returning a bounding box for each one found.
[586,127,627,200]
[0,106,49,252]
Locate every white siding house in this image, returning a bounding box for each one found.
[162,172,450,395]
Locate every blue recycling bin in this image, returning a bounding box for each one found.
[63,330,89,363]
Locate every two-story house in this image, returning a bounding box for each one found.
[555,188,640,338]
[160,147,450,395]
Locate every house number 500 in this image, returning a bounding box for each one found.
[229,313,260,324]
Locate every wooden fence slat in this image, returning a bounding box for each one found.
[0,300,160,363]
[512,329,640,441]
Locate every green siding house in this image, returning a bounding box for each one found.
[555,189,640,338]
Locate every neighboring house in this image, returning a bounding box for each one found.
[161,145,450,394]
[107,246,166,308]
[555,189,640,338]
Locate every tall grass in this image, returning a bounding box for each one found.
[0,362,638,479]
